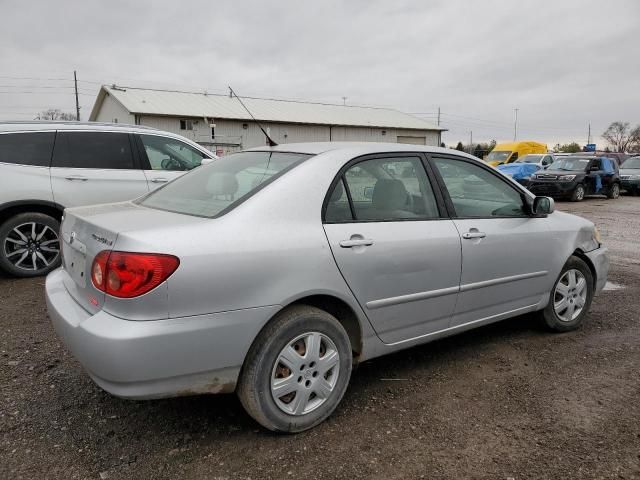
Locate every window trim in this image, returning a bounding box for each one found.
[426,153,533,220]
[322,152,448,224]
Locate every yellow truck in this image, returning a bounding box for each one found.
[486,141,547,166]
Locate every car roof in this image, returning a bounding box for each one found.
[0,121,158,134]
[246,141,480,159]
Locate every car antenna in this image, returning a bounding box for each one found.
[228,86,278,147]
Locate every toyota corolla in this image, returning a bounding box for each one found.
[46,143,608,433]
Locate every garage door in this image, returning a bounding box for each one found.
[397,136,426,145]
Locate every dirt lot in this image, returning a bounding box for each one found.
[1,196,639,480]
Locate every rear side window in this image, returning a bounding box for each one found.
[0,132,55,166]
[139,134,208,171]
[52,132,135,169]
[139,151,310,218]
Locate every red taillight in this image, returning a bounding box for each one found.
[91,251,179,298]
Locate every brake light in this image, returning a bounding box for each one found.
[91,251,179,298]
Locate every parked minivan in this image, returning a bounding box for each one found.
[486,141,548,167]
[0,121,216,277]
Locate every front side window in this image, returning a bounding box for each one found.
[0,132,55,166]
[433,157,526,217]
[487,150,511,162]
[139,134,208,171]
[139,151,310,217]
[52,132,134,169]
[325,156,439,222]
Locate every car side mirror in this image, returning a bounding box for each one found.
[532,196,554,216]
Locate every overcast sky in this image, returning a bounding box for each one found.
[1,0,639,147]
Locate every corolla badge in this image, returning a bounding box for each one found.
[91,233,113,246]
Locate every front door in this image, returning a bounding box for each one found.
[323,154,462,344]
[50,131,149,208]
[431,155,556,327]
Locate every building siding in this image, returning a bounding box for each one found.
[93,95,135,125]
[133,114,440,154]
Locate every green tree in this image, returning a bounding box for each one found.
[558,142,582,153]
[455,141,465,151]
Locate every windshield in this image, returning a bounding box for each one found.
[516,154,543,164]
[621,157,640,169]
[551,158,590,171]
[487,151,511,162]
[138,151,311,217]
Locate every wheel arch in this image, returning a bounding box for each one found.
[0,200,64,226]
[572,248,597,288]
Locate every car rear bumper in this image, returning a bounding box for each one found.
[528,181,576,197]
[585,246,609,294]
[45,268,279,399]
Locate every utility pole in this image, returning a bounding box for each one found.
[74,70,80,121]
[513,108,519,141]
[469,130,473,154]
[437,106,441,126]
[587,122,591,144]
[342,96,347,106]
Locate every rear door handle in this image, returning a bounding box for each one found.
[150,178,169,183]
[64,175,88,181]
[462,230,486,239]
[340,238,374,248]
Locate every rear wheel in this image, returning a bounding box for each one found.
[607,183,620,199]
[570,184,585,202]
[237,305,352,433]
[0,213,61,277]
[542,256,594,332]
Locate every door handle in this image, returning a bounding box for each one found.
[340,238,374,248]
[462,230,486,240]
[64,175,88,181]
[150,178,169,183]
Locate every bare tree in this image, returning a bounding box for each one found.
[629,125,640,153]
[34,109,77,121]
[602,121,635,152]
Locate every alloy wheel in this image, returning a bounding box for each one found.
[3,222,60,272]
[270,332,340,416]
[575,186,585,201]
[554,269,587,322]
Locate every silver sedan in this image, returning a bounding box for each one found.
[46,143,608,432]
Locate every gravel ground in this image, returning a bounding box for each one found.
[1,196,639,480]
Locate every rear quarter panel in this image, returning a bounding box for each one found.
[0,163,53,205]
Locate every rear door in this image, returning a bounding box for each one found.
[50,131,149,208]
[430,154,556,327]
[323,154,462,344]
[134,133,212,190]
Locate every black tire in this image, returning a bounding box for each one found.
[570,184,585,202]
[607,182,620,199]
[542,256,594,332]
[0,213,61,277]
[237,305,352,433]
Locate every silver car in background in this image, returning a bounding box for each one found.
[46,143,608,432]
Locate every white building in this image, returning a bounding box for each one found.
[89,85,444,155]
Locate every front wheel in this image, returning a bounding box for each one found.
[607,183,620,199]
[237,305,352,433]
[570,184,585,202]
[542,256,594,332]
[0,213,61,277]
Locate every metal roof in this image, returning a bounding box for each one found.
[90,85,444,131]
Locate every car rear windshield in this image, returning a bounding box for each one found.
[516,154,542,163]
[552,158,590,171]
[138,151,311,218]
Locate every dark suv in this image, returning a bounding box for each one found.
[528,156,621,202]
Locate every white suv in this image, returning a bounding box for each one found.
[0,121,216,277]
